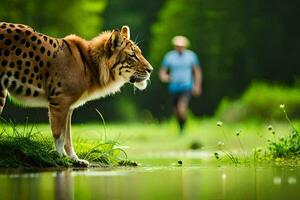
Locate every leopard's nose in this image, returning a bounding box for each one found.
[146,66,153,74]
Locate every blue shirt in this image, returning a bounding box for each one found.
[161,49,200,93]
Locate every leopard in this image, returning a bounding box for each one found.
[0,22,153,167]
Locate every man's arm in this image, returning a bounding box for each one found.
[192,66,202,96]
[159,68,170,83]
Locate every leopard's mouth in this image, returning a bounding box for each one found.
[129,75,145,83]
[129,72,150,90]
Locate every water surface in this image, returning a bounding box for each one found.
[0,158,299,200]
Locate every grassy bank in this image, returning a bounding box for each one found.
[0,114,299,168]
[0,120,136,168]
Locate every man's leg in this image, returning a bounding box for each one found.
[175,91,191,134]
[176,99,188,133]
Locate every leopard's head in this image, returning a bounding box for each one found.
[94,26,153,90]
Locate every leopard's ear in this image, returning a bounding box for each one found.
[105,30,122,52]
[121,25,130,40]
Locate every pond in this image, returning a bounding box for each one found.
[0,157,299,200]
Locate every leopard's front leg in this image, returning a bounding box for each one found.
[49,104,89,167]
[64,109,89,167]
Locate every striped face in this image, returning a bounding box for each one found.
[112,41,152,90]
[106,26,153,90]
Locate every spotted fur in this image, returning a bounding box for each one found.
[0,22,152,166]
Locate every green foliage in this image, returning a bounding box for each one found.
[214,106,300,165]
[75,138,130,167]
[0,0,106,39]
[268,129,300,158]
[266,107,300,159]
[216,83,300,121]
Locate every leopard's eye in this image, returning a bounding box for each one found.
[129,52,138,61]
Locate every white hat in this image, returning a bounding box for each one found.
[172,35,189,47]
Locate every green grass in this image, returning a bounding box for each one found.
[0,114,299,168]
[0,122,71,168]
[0,119,137,168]
[263,107,300,165]
[70,118,299,165]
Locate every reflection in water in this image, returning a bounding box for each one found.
[221,172,227,199]
[273,176,298,185]
[0,164,299,200]
[55,169,73,200]
[273,176,282,185]
[288,177,297,185]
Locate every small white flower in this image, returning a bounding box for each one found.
[217,121,223,127]
[217,141,224,148]
[280,104,285,109]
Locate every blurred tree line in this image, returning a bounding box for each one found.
[1,0,299,122]
[149,0,300,118]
